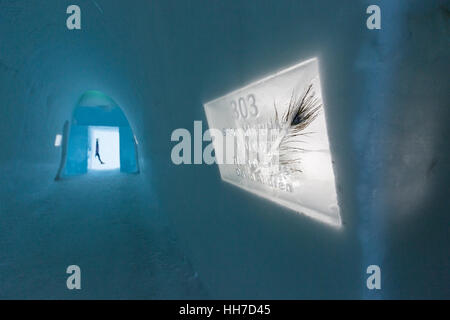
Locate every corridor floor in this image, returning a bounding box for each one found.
[0,162,208,299]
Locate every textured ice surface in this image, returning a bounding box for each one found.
[0,0,448,300]
[204,58,340,226]
[0,163,208,299]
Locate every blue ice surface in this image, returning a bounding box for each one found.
[64,91,138,176]
[0,162,207,299]
[0,0,448,299]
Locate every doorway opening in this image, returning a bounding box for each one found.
[55,90,139,179]
[88,126,120,171]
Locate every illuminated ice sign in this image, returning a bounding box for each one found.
[204,58,341,227]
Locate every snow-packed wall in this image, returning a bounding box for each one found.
[0,0,448,299]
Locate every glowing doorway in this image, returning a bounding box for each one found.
[88,126,120,171]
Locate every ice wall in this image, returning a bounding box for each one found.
[0,0,448,299]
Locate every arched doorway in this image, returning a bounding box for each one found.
[56,91,139,179]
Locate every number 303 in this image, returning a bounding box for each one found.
[231,94,258,119]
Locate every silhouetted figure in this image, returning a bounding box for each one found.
[95,138,105,164]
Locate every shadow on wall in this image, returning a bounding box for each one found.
[55,91,139,180]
